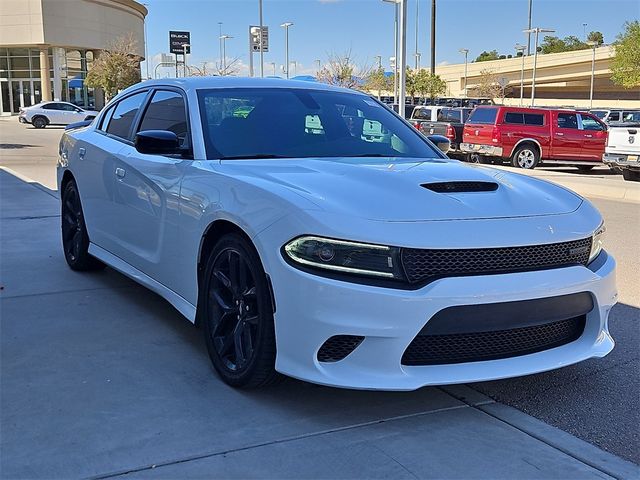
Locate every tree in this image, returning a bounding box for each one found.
[414,70,446,99]
[475,50,500,62]
[611,21,640,89]
[587,31,604,45]
[473,69,502,99]
[85,34,141,101]
[364,66,391,99]
[316,50,370,90]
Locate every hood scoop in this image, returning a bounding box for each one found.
[422,181,499,193]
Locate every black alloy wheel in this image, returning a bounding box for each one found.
[32,116,47,129]
[202,234,278,388]
[61,180,104,271]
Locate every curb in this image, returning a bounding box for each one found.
[441,385,640,480]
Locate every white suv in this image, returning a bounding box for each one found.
[19,102,99,129]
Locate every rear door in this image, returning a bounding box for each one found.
[579,114,607,161]
[552,112,584,159]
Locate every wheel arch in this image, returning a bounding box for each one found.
[510,138,542,158]
[31,114,49,125]
[195,219,275,325]
[60,169,75,192]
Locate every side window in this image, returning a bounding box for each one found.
[557,113,579,129]
[581,116,604,131]
[436,109,448,122]
[61,103,77,111]
[608,112,620,122]
[524,114,544,126]
[105,91,147,140]
[42,103,59,110]
[98,105,115,131]
[138,90,189,146]
[504,112,524,124]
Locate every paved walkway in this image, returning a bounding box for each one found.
[1,170,638,479]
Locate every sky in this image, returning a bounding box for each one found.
[141,0,640,78]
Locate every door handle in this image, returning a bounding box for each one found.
[115,167,126,178]
[555,132,564,136]
[584,134,593,138]
[78,147,86,160]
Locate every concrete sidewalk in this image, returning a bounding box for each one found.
[1,170,637,480]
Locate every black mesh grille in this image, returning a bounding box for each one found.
[401,237,592,284]
[317,335,364,362]
[422,181,499,193]
[402,316,585,365]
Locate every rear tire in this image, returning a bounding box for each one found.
[511,144,540,169]
[32,116,48,129]
[466,153,484,164]
[622,169,640,182]
[202,233,279,388]
[61,180,105,271]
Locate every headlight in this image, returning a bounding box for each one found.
[283,236,404,280]
[589,222,606,263]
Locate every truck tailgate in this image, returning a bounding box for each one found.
[606,126,640,155]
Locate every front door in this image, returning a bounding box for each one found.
[552,112,584,159]
[110,89,190,292]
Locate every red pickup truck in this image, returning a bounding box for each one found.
[460,106,607,170]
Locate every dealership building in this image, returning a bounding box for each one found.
[0,0,146,115]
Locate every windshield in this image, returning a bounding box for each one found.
[197,88,441,160]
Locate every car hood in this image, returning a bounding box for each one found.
[221,157,583,221]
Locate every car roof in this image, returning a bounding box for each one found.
[125,77,365,96]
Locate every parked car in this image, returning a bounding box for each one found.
[603,124,640,181]
[460,106,607,170]
[413,107,473,154]
[19,101,99,128]
[409,105,445,127]
[590,109,640,126]
[57,78,615,390]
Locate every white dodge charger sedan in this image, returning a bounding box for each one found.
[57,78,616,390]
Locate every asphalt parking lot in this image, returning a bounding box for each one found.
[1,117,639,477]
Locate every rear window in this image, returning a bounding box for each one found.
[468,107,498,125]
[412,108,431,120]
[437,109,463,123]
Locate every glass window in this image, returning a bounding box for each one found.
[59,103,78,111]
[42,103,60,110]
[412,108,431,120]
[581,116,604,131]
[468,107,498,125]
[138,90,188,147]
[106,91,147,140]
[524,113,544,125]
[608,112,620,122]
[590,110,607,119]
[622,111,640,122]
[557,113,579,129]
[504,112,524,124]
[197,88,440,160]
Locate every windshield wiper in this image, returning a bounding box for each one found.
[219,154,291,160]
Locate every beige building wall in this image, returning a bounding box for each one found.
[0,0,45,46]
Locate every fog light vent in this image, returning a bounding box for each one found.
[317,335,364,362]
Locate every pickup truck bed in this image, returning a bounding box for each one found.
[603,124,640,181]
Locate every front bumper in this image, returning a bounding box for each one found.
[261,244,616,390]
[603,152,640,170]
[460,142,503,157]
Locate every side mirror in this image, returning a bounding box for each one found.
[427,134,451,154]
[135,130,180,155]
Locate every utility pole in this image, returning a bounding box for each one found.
[258,0,264,77]
[430,0,436,74]
[414,0,419,70]
[524,27,555,105]
[526,0,533,55]
[281,22,293,79]
[515,44,526,106]
[459,48,469,97]
[587,41,597,108]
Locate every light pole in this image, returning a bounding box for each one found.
[526,0,533,55]
[374,55,382,70]
[397,0,407,115]
[414,0,419,70]
[382,0,399,105]
[515,44,526,106]
[523,27,554,106]
[315,59,321,73]
[218,22,223,67]
[290,60,297,76]
[270,61,276,76]
[583,23,588,41]
[430,0,436,74]
[142,3,149,79]
[459,48,469,97]
[280,22,293,79]
[587,40,597,108]
[182,44,190,77]
[219,35,232,74]
[258,0,264,77]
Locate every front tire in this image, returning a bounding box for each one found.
[61,180,105,271]
[511,145,540,169]
[622,169,640,182]
[32,116,48,129]
[202,233,279,388]
[577,165,594,172]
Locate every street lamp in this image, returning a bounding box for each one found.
[258,0,264,77]
[523,27,555,106]
[182,43,190,77]
[459,48,469,97]
[290,60,297,76]
[414,0,419,70]
[315,59,321,73]
[382,0,400,105]
[586,40,597,108]
[219,35,232,74]
[515,43,526,106]
[280,22,293,79]
[270,61,276,76]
